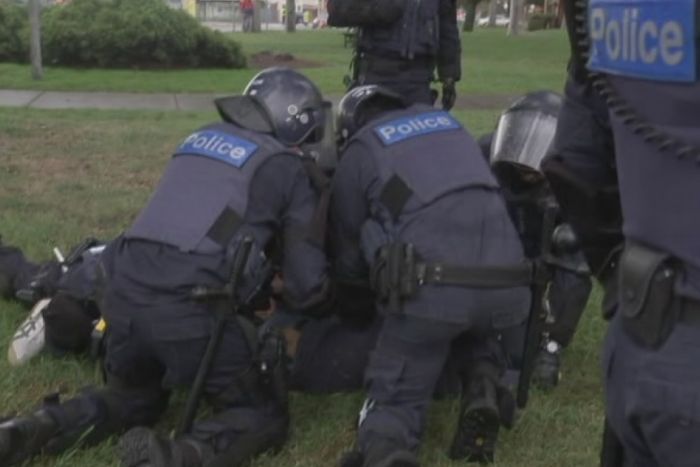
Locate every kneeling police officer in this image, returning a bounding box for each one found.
[331,85,531,466]
[487,91,593,389]
[0,67,331,467]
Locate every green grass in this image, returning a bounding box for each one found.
[0,29,569,96]
[0,107,606,467]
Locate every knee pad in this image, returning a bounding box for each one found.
[42,293,96,354]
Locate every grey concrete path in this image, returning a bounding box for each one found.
[0,89,517,112]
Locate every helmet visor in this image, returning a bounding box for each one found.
[490,110,558,172]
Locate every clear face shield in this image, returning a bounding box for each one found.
[490,109,559,177]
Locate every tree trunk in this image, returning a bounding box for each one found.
[253,0,262,32]
[29,0,42,80]
[462,0,478,32]
[488,0,497,26]
[286,0,296,32]
[507,0,522,36]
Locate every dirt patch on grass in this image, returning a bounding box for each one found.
[249,51,324,69]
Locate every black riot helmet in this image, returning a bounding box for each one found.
[490,90,563,184]
[214,67,327,147]
[336,85,407,147]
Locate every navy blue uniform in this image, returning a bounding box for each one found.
[354,0,461,105]
[331,104,529,458]
[551,0,700,464]
[34,122,329,461]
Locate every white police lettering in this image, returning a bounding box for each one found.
[374,111,461,145]
[176,130,259,168]
[588,0,696,82]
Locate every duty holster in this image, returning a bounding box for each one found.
[618,242,677,349]
[371,242,418,313]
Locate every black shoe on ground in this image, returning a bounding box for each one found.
[0,410,59,466]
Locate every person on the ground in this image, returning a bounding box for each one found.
[0,67,332,467]
[330,85,531,467]
[327,0,461,109]
[544,0,700,464]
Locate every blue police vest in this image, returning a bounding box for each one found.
[358,0,440,59]
[350,104,499,219]
[588,0,700,296]
[127,123,289,254]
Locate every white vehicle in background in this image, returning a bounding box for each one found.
[477,14,510,27]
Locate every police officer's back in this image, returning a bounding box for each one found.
[0,67,331,467]
[328,0,461,109]
[331,85,530,467]
[544,1,700,465]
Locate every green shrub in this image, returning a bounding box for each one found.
[42,0,246,69]
[0,0,29,63]
[527,13,558,31]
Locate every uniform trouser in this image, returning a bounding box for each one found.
[547,268,592,347]
[603,312,700,467]
[357,314,499,454]
[354,54,435,106]
[42,314,285,458]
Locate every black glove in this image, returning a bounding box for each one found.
[441,78,457,111]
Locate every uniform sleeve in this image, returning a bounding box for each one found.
[249,156,330,312]
[280,162,331,312]
[437,0,462,82]
[329,141,375,282]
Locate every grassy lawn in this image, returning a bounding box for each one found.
[0,28,569,96]
[0,107,606,467]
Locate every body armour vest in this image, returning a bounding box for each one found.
[349,104,499,219]
[358,0,440,59]
[127,122,290,254]
[587,0,700,295]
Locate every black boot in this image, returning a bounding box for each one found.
[359,438,420,467]
[532,341,562,390]
[0,410,60,466]
[449,371,501,464]
[119,427,212,467]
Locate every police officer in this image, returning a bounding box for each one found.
[331,85,531,466]
[487,91,593,389]
[543,0,700,464]
[327,0,461,109]
[0,67,331,467]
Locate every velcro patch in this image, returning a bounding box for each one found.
[588,0,697,82]
[373,111,461,146]
[174,130,258,168]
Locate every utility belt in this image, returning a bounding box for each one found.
[356,51,435,78]
[618,241,700,349]
[370,242,533,313]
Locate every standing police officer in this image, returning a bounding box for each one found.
[0,67,331,467]
[331,85,531,466]
[544,0,700,464]
[327,0,461,109]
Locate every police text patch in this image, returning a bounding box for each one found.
[174,130,258,168]
[588,0,697,82]
[373,111,461,146]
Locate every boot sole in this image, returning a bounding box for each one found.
[448,406,500,464]
[118,427,165,467]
